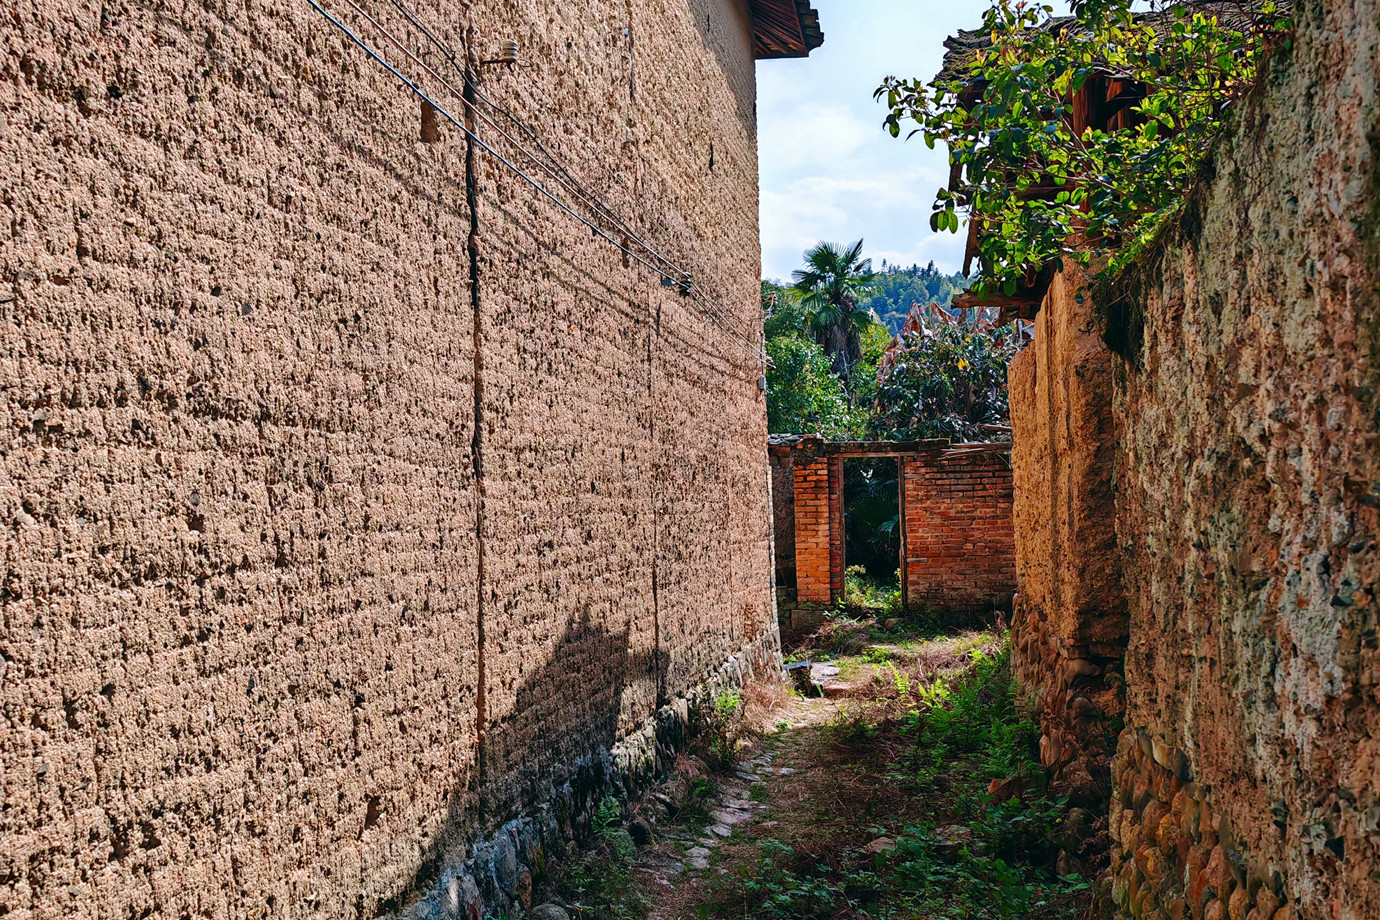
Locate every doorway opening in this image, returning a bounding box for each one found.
[842,457,902,611]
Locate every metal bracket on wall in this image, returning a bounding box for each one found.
[660,272,694,295]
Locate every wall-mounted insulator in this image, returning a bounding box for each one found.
[658,272,693,296]
[757,376,768,393]
[482,40,519,66]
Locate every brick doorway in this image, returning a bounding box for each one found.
[770,436,1016,618]
[841,456,902,592]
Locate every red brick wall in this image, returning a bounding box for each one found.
[770,449,797,595]
[827,457,844,599]
[902,450,1016,614]
[787,446,1013,612]
[792,455,834,603]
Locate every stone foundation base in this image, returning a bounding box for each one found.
[1108,729,1291,920]
[397,638,779,919]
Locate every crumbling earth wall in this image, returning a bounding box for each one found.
[1007,267,1126,812]
[1103,0,1380,915]
[0,0,776,917]
[1008,0,1380,917]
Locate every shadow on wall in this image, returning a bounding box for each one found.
[385,614,666,918]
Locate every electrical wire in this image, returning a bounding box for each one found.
[360,0,766,354]
[306,0,766,363]
[378,0,690,280]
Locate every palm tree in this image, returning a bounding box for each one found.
[791,239,880,382]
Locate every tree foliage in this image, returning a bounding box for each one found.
[876,0,1292,296]
[764,244,1021,443]
[765,334,863,439]
[791,240,881,380]
[872,323,1022,442]
[861,262,969,334]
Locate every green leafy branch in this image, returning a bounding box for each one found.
[876,0,1292,296]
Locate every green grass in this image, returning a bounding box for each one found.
[699,642,1091,920]
[841,567,903,616]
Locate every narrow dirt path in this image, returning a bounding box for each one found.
[546,617,1101,920]
[645,618,1098,920]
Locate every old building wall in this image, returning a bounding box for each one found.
[790,452,838,605]
[782,441,1015,615]
[1101,1,1380,915]
[900,447,1015,615]
[769,446,796,596]
[0,0,778,917]
[1007,267,1127,804]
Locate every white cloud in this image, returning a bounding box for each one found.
[755,0,1002,279]
[758,104,872,176]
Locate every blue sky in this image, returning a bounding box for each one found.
[754,0,1004,281]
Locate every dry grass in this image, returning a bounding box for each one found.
[742,675,792,734]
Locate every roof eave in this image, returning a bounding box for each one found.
[751,0,824,59]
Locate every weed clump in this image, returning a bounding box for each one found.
[554,796,649,920]
[690,688,745,774]
[704,640,1090,920]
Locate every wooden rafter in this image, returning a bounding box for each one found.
[750,0,824,59]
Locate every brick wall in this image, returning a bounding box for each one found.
[791,454,834,604]
[901,448,1015,615]
[0,0,781,917]
[769,447,796,596]
[781,442,1015,613]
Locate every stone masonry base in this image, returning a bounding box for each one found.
[1109,729,1292,920]
[396,637,781,919]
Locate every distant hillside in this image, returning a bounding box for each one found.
[862,262,969,335]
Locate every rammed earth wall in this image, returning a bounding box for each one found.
[1008,0,1380,917]
[0,0,778,917]
[1104,0,1380,912]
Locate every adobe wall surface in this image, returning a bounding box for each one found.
[0,0,776,917]
[1100,1,1380,916]
[901,448,1015,615]
[1007,268,1127,810]
[769,447,796,597]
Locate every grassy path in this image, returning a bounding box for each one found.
[551,618,1099,920]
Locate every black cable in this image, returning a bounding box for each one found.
[307,0,765,362]
[370,0,763,351]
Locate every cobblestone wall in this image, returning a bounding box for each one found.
[1104,0,1380,913]
[0,0,780,917]
[1005,1,1380,916]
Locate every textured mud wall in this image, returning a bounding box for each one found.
[0,0,775,917]
[1100,0,1380,916]
[768,447,795,596]
[900,448,1015,615]
[1007,269,1126,806]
